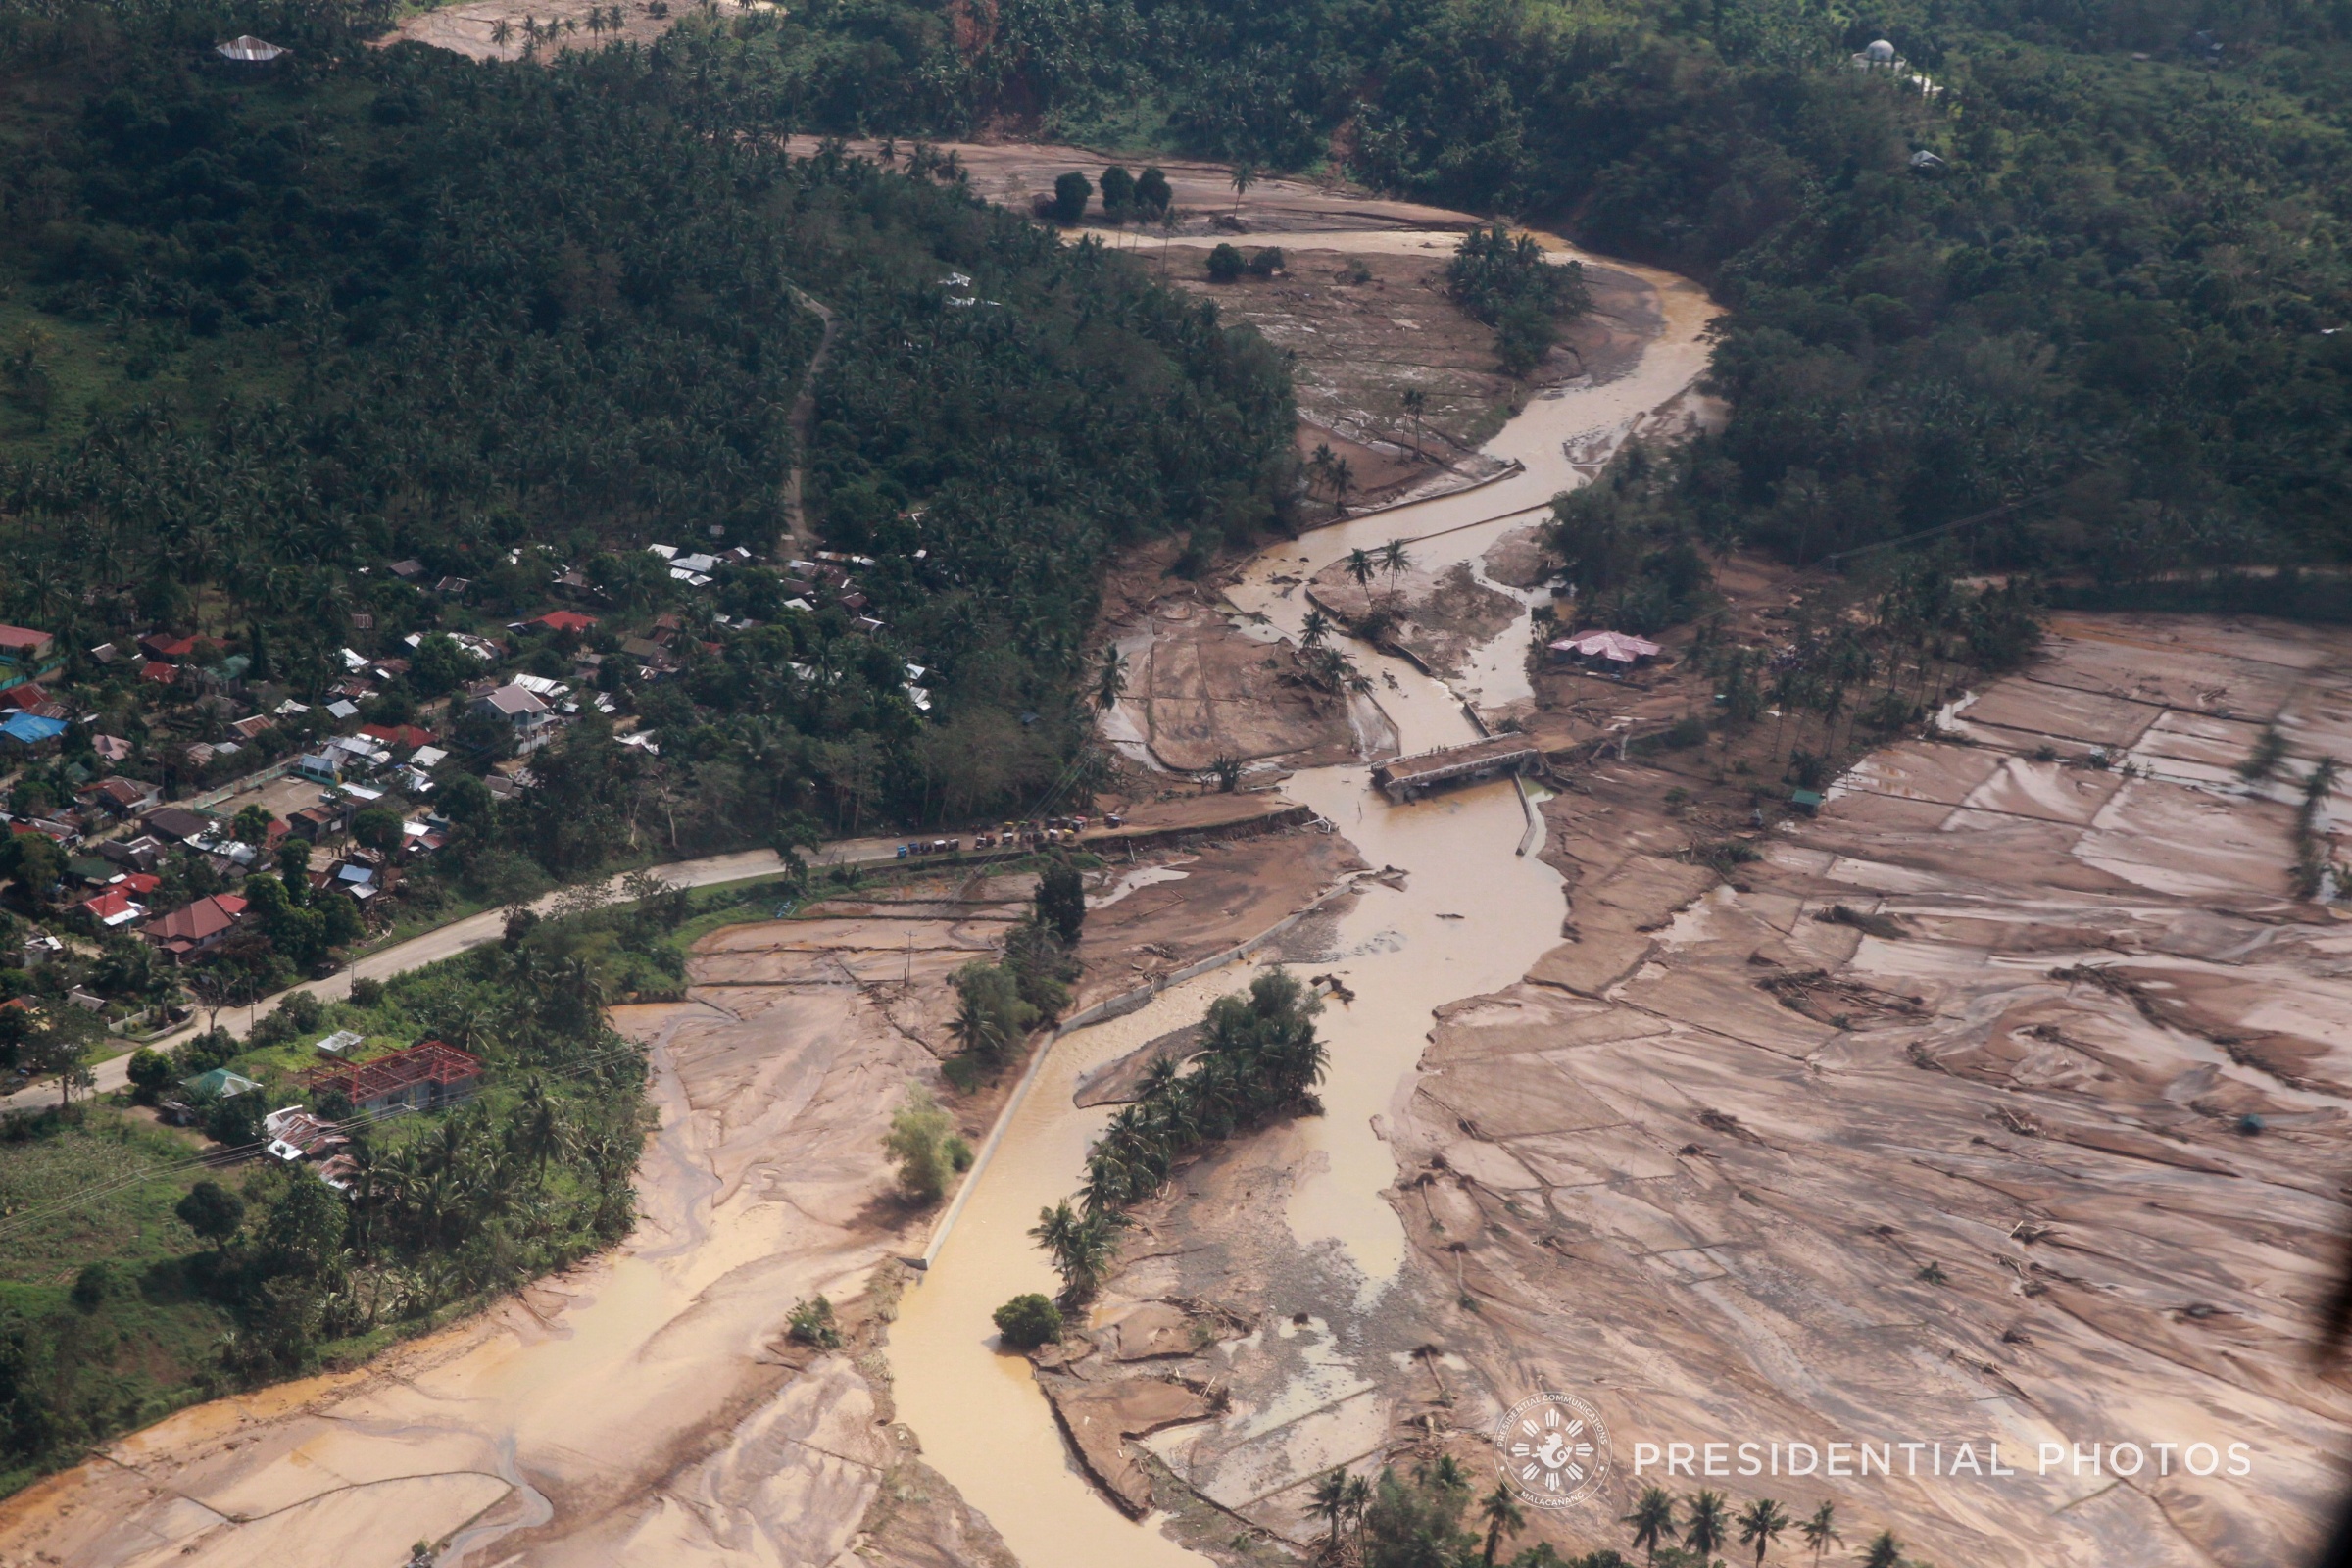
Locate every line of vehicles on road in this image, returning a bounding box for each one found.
[893,813,1121,858]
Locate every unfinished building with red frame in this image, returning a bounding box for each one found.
[299,1040,482,1114]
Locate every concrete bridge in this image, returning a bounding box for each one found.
[1370,735,1544,802]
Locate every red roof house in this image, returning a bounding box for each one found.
[0,627,53,661]
[78,888,146,927]
[142,893,248,960]
[530,611,598,635]
[87,776,163,815]
[138,633,198,661]
[359,723,435,751]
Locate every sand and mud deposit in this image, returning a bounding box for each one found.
[1097,580,1388,775]
[0,837,1361,1568]
[388,0,685,60]
[1051,613,2352,1567]
[1160,249,1662,511]
[782,137,1473,239]
[0,894,1006,1568]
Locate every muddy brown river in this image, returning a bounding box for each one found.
[890,227,1718,1566]
[0,221,1720,1568]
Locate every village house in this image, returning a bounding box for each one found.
[262,1105,349,1165]
[99,834,164,873]
[0,713,69,754]
[0,626,60,691]
[524,611,597,637]
[474,683,554,744]
[142,892,248,963]
[77,887,146,930]
[137,632,198,662]
[142,806,214,844]
[82,777,163,818]
[288,800,353,841]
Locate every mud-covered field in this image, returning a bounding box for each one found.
[1164,249,1663,511]
[0,823,1360,1567]
[1054,614,2352,1567]
[387,0,684,60]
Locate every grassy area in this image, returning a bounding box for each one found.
[0,1107,235,1494]
[0,1110,208,1286]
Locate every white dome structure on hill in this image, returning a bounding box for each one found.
[215,35,287,62]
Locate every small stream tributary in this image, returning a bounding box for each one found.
[889,227,1719,1567]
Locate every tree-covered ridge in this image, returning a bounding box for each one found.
[0,3,1293,836]
[693,0,2352,579]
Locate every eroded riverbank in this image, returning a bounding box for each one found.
[883,219,1728,1566]
[0,821,1360,1567]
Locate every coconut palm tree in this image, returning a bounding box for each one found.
[1626,1487,1678,1564]
[949,990,1010,1065]
[1030,1200,1123,1303]
[1798,1502,1840,1563]
[1685,1489,1730,1561]
[1093,646,1128,710]
[1308,442,1336,497]
[1858,1530,1902,1568]
[1300,608,1333,649]
[1739,1496,1789,1566]
[1230,163,1256,212]
[514,1076,568,1175]
[1343,1473,1372,1536]
[1380,538,1410,596]
[1310,1468,1349,1556]
[1346,548,1376,595]
[1402,387,1429,457]
[1479,1483,1526,1565]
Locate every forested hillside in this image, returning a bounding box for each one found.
[0,1,1292,840]
[696,0,2352,582]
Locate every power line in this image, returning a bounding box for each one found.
[1813,479,2081,565]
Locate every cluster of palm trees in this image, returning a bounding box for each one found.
[1309,443,1357,510]
[1623,1488,1900,1568]
[1343,539,1413,602]
[1309,1465,1375,1555]
[1694,559,2043,783]
[1031,970,1326,1301]
[1294,608,1372,704]
[489,5,627,51]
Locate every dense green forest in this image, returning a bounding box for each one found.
[0,0,1293,847]
[690,0,2352,582]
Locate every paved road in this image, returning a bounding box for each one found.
[1,836,917,1114]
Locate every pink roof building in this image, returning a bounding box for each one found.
[1548,630,1663,663]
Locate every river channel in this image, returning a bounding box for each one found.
[888,228,1721,1566]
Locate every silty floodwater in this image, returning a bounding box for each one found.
[889,227,1720,1566]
